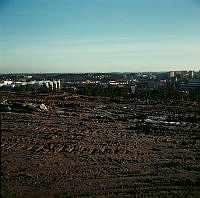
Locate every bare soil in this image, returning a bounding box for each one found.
[1,92,200,197]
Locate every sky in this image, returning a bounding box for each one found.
[0,0,200,73]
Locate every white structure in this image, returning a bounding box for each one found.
[1,80,61,90]
[53,81,58,90]
[44,82,49,88]
[189,70,194,79]
[169,71,175,78]
[57,79,61,89]
[0,81,13,87]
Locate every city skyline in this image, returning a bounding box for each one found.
[0,0,200,73]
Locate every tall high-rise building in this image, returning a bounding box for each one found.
[189,70,194,79]
[169,71,175,78]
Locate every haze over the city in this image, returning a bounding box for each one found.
[0,0,200,73]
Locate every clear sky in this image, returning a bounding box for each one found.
[0,0,200,73]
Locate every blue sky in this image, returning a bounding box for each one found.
[0,0,200,73]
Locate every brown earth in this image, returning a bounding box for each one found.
[1,92,200,197]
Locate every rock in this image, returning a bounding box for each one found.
[39,104,48,111]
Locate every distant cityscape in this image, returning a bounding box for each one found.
[1,70,200,94]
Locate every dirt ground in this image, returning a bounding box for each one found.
[1,92,200,197]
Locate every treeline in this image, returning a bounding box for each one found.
[1,85,199,101]
[77,86,199,101]
[78,86,128,97]
[0,85,52,93]
[134,88,200,101]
